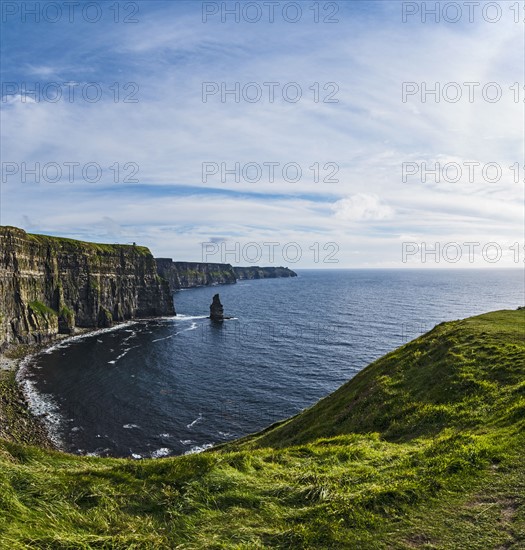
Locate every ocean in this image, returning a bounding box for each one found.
[21,268,524,458]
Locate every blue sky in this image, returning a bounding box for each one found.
[1,0,523,267]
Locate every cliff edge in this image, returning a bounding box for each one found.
[0,226,175,350]
[233,266,297,280]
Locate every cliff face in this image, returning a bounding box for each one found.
[156,259,297,291]
[156,259,237,290]
[233,266,297,280]
[0,227,175,350]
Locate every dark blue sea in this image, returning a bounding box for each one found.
[21,269,524,458]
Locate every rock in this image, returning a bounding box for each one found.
[97,307,113,328]
[210,294,224,321]
[58,307,75,335]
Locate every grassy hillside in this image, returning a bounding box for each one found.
[231,309,525,449]
[0,310,523,548]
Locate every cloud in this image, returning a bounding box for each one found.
[332,194,394,221]
[25,64,60,77]
[1,1,522,267]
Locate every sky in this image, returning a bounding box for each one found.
[0,0,524,268]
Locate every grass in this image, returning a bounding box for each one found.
[28,301,58,318]
[1,225,152,257]
[0,309,523,548]
[25,230,152,257]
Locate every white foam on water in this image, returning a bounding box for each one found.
[85,448,110,457]
[151,447,171,458]
[180,439,194,445]
[181,322,199,333]
[172,314,208,322]
[41,321,140,355]
[108,345,139,364]
[218,431,233,438]
[122,331,137,344]
[123,423,140,429]
[159,433,171,438]
[186,413,203,429]
[16,366,66,449]
[184,443,214,455]
[152,334,176,343]
[153,315,182,321]
[131,453,142,459]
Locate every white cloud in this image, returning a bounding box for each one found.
[332,194,394,221]
[25,65,59,77]
[1,2,523,267]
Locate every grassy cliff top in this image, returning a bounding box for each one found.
[0,309,524,548]
[0,226,152,257]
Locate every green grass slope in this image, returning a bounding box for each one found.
[231,309,525,449]
[0,309,523,549]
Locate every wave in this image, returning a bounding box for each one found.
[108,345,139,364]
[152,334,176,343]
[181,322,199,333]
[85,448,111,457]
[16,375,65,449]
[150,447,171,458]
[123,423,140,429]
[122,331,137,344]
[184,443,214,455]
[172,314,208,321]
[186,413,203,429]
[40,321,140,355]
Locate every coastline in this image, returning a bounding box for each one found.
[0,345,55,448]
[0,322,143,451]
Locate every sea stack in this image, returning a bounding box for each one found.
[210,294,224,321]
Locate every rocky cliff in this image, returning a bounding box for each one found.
[155,259,237,290]
[233,266,297,280]
[0,226,175,350]
[156,260,297,291]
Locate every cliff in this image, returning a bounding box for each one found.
[0,226,174,350]
[155,259,237,290]
[233,266,297,280]
[156,259,297,291]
